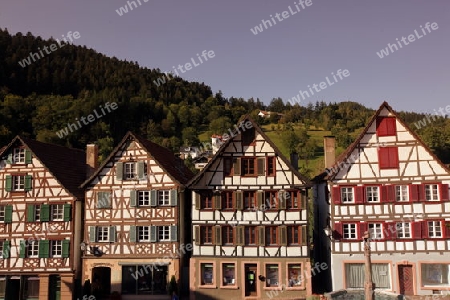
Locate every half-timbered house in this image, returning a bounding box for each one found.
[80,132,193,298]
[314,102,450,296]
[188,117,312,300]
[0,136,86,300]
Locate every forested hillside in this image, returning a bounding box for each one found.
[1,28,450,176]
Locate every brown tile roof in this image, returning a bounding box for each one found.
[81,132,194,188]
[1,136,86,199]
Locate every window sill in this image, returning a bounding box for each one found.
[286,287,306,290]
[263,287,283,291]
[220,285,238,289]
[199,285,216,289]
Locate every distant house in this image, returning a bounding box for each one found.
[179,147,201,159]
[258,110,283,119]
[193,155,210,170]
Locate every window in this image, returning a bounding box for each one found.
[138,191,150,206]
[222,226,234,245]
[121,265,166,295]
[421,264,450,286]
[201,193,213,209]
[51,204,64,221]
[345,263,391,288]
[396,185,408,201]
[264,191,277,210]
[378,147,399,169]
[0,206,4,222]
[158,226,170,241]
[0,242,4,259]
[222,192,233,209]
[124,162,136,180]
[245,227,257,245]
[428,221,442,238]
[34,205,41,221]
[286,191,299,209]
[368,223,383,239]
[265,264,280,287]
[201,226,213,245]
[287,264,302,287]
[343,223,357,239]
[366,186,379,202]
[13,175,25,191]
[158,190,170,206]
[376,117,396,136]
[13,148,25,163]
[97,227,110,242]
[51,240,62,257]
[27,241,39,258]
[138,226,151,242]
[341,187,354,203]
[201,263,214,285]
[223,157,232,176]
[244,191,256,210]
[287,226,300,245]
[425,184,439,201]
[242,158,256,176]
[222,263,236,286]
[396,222,411,238]
[267,157,276,176]
[24,277,40,298]
[97,192,111,208]
[265,226,278,246]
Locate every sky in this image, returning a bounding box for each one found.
[1,0,449,113]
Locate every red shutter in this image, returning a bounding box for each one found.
[386,118,397,135]
[422,221,428,239]
[444,221,450,238]
[388,147,399,168]
[359,222,368,239]
[333,222,343,240]
[378,148,389,169]
[380,186,387,203]
[412,222,422,239]
[385,222,396,240]
[409,185,420,202]
[332,186,341,205]
[387,185,395,202]
[440,184,449,201]
[355,186,364,204]
[376,117,388,136]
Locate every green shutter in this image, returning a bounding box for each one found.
[150,226,157,242]
[24,175,32,191]
[19,240,26,258]
[235,191,243,210]
[38,240,49,258]
[27,205,35,222]
[233,158,241,176]
[40,204,50,222]
[116,162,123,181]
[25,150,32,164]
[6,154,12,164]
[4,205,12,223]
[170,189,178,206]
[129,226,136,242]
[2,241,10,258]
[5,175,12,192]
[150,190,157,206]
[130,191,137,207]
[257,158,265,175]
[62,240,70,258]
[137,161,145,180]
[89,226,96,242]
[171,226,178,242]
[63,204,71,221]
[109,226,116,242]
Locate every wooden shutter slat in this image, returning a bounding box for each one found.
[63,204,71,221]
[257,157,265,175]
[355,186,364,204]
[440,184,449,201]
[409,184,420,202]
[40,204,49,222]
[137,161,145,179]
[445,221,450,238]
[116,162,123,181]
[215,226,222,245]
[332,186,341,204]
[194,226,200,245]
[150,190,157,206]
[171,226,178,242]
[27,205,35,222]
[5,175,12,192]
[19,240,26,258]
[4,205,12,223]
[387,185,395,202]
[38,240,49,258]
[280,226,287,246]
[278,190,286,210]
[150,226,157,242]
[195,193,201,210]
[24,175,32,191]
[258,227,265,246]
[62,240,70,258]
[3,241,10,258]
[213,194,221,210]
[170,189,178,206]
[233,158,241,176]
[130,190,137,207]
[301,226,307,245]
[89,226,96,242]
[333,222,343,240]
[421,221,428,239]
[236,191,243,210]
[109,226,116,242]
[237,226,244,246]
[413,222,422,239]
[25,150,32,164]
[129,226,136,242]
[257,191,264,210]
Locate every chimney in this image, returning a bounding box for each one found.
[86,144,99,177]
[290,152,299,171]
[324,136,336,169]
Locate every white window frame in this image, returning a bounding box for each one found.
[138,226,151,242]
[396,185,408,202]
[158,226,170,241]
[34,205,41,222]
[158,190,170,206]
[428,221,442,238]
[13,148,25,164]
[396,222,411,238]
[13,175,25,191]
[51,240,62,257]
[96,227,110,242]
[366,186,379,202]
[368,223,383,239]
[124,162,136,180]
[0,241,4,259]
[341,187,354,203]
[343,223,357,239]
[27,241,39,258]
[138,191,150,206]
[425,184,439,201]
[0,206,5,222]
[51,204,64,221]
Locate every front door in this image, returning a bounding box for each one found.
[5,278,20,300]
[92,267,111,299]
[48,275,61,300]
[244,264,257,297]
[398,265,414,295]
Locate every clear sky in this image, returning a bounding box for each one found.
[1,0,449,113]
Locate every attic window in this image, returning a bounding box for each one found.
[242,127,255,146]
[376,117,396,137]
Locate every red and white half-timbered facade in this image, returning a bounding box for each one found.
[188,118,312,300]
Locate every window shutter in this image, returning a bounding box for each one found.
[301,226,308,245]
[129,226,137,242]
[387,222,397,240]
[6,154,12,164]
[4,205,12,223]
[63,204,71,221]
[5,175,12,192]
[256,191,264,210]
[213,193,221,210]
[258,227,265,246]
[97,192,111,209]
[332,186,341,204]
[421,221,428,239]
[150,226,157,242]
[24,175,32,191]
[19,240,26,258]
[215,226,222,245]
[409,184,421,202]
[27,205,35,222]
[3,241,10,258]
[300,191,307,209]
[109,226,116,242]
[130,190,137,207]
[280,226,287,246]
[237,226,244,246]
[137,161,145,179]
[25,150,32,164]
[355,186,364,204]
[386,185,395,202]
[38,240,49,258]
[278,190,286,210]
[380,186,387,203]
[171,226,178,242]
[233,158,241,176]
[333,222,343,240]
[195,193,201,210]
[257,157,265,175]
[40,204,50,222]
[170,189,178,206]
[62,240,70,258]
[89,226,96,242]
[359,222,368,239]
[444,221,450,238]
[194,226,200,245]
[235,191,243,210]
[116,162,123,181]
[150,190,157,206]
[440,184,449,201]
[412,222,422,239]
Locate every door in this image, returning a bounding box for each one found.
[4,278,20,300]
[398,265,414,295]
[92,267,111,299]
[49,275,61,300]
[152,265,168,295]
[244,264,257,297]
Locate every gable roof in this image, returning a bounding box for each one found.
[320,101,450,181]
[187,115,311,188]
[81,132,194,188]
[0,136,86,199]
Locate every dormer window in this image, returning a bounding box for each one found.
[124,162,136,180]
[13,148,25,163]
[116,161,145,181]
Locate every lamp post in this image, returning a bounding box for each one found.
[364,231,374,300]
